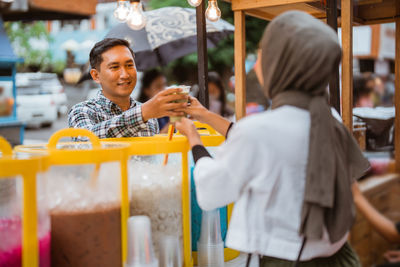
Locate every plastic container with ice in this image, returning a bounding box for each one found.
[103,122,237,267]
[0,136,50,267]
[103,134,192,267]
[129,154,183,260]
[14,129,131,267]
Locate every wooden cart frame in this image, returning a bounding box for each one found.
[222,0,399,173]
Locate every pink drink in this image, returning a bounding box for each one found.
[0,217,50,267]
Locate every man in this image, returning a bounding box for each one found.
[69,38,187,138]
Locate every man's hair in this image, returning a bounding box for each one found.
[89,38,134,70]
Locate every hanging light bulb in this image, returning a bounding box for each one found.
[113,0,131,22]
[205,0,221,22]
[187,0,202,7]
[126,1,147,30]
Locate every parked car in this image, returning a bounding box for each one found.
[16,86,58,128]
[16,72,68,117]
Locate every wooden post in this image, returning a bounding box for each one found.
[46,21,52,33]
[234,10,246,120]
[196,0,209,108]
[326,0,341,114]
[341,0,353,130]
[91,17,96,30]
[396,18,400,172]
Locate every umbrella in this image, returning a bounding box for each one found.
[105,6,234,71]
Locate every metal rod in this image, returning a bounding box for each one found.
[196,0,209,108]
[326,0,341,114]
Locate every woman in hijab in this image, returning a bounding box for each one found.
[176,11,370,266]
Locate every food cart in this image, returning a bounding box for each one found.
[222,0,400,265]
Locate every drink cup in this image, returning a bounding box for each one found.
[159,235,182,267]
[168,85,190,123]
[126,216,158,267]
[197,209,224,267]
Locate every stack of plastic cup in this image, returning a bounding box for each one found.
[126,216,158,267]
[159,235,182,267]
[197,209,224,267]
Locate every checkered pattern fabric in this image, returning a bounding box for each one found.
[68,90,159,139]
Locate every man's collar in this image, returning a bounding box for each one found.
[97,90,137,112]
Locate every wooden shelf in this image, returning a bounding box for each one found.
[224,0,400,25]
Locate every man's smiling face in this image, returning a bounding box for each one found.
[91,45,137,99]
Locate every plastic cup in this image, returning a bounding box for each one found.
[168,85,190,123]
[159,235,182,267]
[197,209,224,267]
[198,209,223,244]
[197,243,224,267]
[126,216,158,267]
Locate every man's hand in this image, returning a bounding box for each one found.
[175,117,203,148]
[141,88,188,122]
[384,250,400,263]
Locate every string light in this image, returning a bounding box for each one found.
[187,0,202,7]
[126,1,147,30]
[205,0,221,22]
[113,0,131,22]
[114,0,223,32]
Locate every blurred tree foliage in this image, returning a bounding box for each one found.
[4,21,53,72]
[148,0,267,83]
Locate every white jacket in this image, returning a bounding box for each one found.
[194,106,347,261]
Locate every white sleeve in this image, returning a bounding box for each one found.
[193,126,257,211]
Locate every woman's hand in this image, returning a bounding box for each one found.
[183,96,210,122]
[175,117,203,148]
[351,182,362,204]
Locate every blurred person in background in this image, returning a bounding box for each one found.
[353,74,374,108]
[352,182,400,266]
[246,50,270,115]
[372,74,394,107]
[381,74,395,107]
[138,69,170,133]
[208,72,233,119]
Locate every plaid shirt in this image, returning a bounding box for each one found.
[68,90,159,138]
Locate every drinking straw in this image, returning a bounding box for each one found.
[163,124,175,165]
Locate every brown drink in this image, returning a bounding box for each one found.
[50,204,122,267]
[168,85,190,123]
